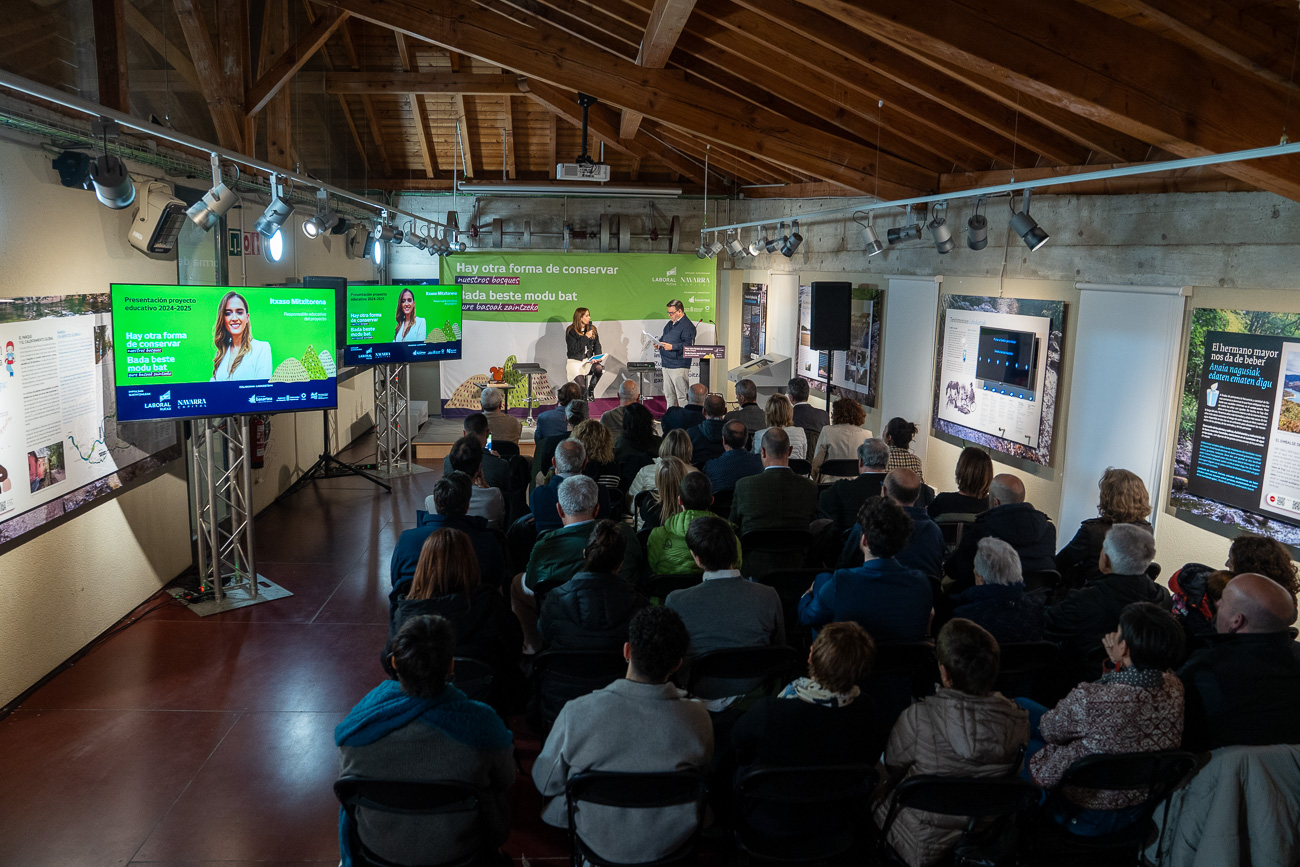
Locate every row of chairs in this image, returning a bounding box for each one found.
[338,747,1197,867]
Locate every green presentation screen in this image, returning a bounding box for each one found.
[343,282,462,365]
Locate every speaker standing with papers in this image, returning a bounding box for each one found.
[655,299,697,407]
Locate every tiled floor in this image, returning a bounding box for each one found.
[0,440,569,866]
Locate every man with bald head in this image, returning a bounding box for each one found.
[729,427,819,536]
[837,467,945,580]
[943,472,1056,593]
[661,383,709,434]
[600,379,641,437]
[1179,572,1300,751]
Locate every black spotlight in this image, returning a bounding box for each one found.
[52,151,91,189]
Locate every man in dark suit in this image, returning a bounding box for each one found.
[723,378,766,435]
[788,377,828,437]
[391,472,508,601]
[944,473,1057,594]
[705,420,763,493]
[661,383,708,434]
[531,438,612,533]
[819,438,889,534]
[687,393,728,468]
[442,412,511,493]
[729,427,819,536]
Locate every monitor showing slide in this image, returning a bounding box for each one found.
[343,282,462,365]
[976,326,1038,390]
[111,284,338,422]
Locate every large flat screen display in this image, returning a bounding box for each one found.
[976,326,1038,390]
[344,282,462,365]
[111,283,339,421]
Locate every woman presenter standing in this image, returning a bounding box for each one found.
[565,307,605,400]
[393,288,427,343]
[211,290,273,381]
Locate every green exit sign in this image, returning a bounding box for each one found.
[228,229,242,257]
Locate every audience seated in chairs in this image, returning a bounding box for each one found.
[648,471,738,576]
[511,475,645,654]
[434,436,506,529]
[665,516,785,703]
[801,497,933,643]
[661,382,708,434]
[944,473,1058,594]
[841,469,945,580]
[1170,532,1300,641]
[1178,572,1300,752]
[392,472,508,600]
[534,381,583,443]
[385,528,523,708]
[687,393,729,468]
[820,437,889,535]
[443,411,512,493]
[338,614,515,867]
[1020,602,1185,836]
[598,379,640,438]
[729,427,819,536]
[532,606,713,863]
[629,428,693,498]
[751,393,808,461]
[705,419,764,494]
[788,376,829,439]
[811,397,871,482]
[928,446,993,519]
[538,519,647,652]
[952,538,1044,644]
[614,402,661,466]
[481,385,522,444]
[1044,524,1170,669]
[872,618,1029,867]
[723,378,767,435]
[1056,468,1154,591]
[634,455,694,534]
[883,417,925,483]
[532,398,587,483]
[530,438,612,535]
[570,418,625,509]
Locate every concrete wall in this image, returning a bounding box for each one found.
[0,132,377,707]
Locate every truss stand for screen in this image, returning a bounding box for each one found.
[376,363,413,476]
[276,403,393,503]
[180,416,289,615]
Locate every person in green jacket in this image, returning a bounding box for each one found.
[648,471,741,575]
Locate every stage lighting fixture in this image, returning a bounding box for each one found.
[857,212,885,257]
[254,172,293,239]
[726,233,746,260]
[89,153,135,209]
[186,152,237,230]
[928,204,956,254]
[1009,190,1049,251]
[371,236,384,267]
[766,222,782,254]
[52,150,91,189]
[781,219,803,257]
[967,198,989,251]
[887,207,922,245]
[450,241,467,254]
[696,234,722,259]
[263,228,285,263]
[746,227,764,257]
[346,226,371,259]
[128,182,186,255]
[302,189,341,239]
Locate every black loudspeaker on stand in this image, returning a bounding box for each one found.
[810,281,852,402]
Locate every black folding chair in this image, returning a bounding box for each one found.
[708,488,734,518]
[741,529,814,580]
[816,459,859,481]
[682,644,802,701]
[862,642,938,732]
[566,770,708,867]
[757,567,821,653]
[452,657,494,703]
[932,513,978,556]
[1023,569,1062,605]
[335,776,486,867]
[1025,750,1198,865]
[877,773,1042,864]
[994,640,1059,700]
[646,572,701,603]
[789,458,813,476]
[531,649,628,733]
[491,440,521,459]
[734,763,880,863]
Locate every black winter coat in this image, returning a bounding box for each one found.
[944,502,1058,593]
[538,571,647,651]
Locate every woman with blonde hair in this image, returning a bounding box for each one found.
[636,455,694,532]
[571,419,624,511]
[751,393,808,460]
[1056,467,1153,588]
[630,428,693,497]
[210,290,273,381]
[811,397,872,481]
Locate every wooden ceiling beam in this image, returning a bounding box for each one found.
[125,7,203,91]
[798,0,1300,200]
[503,95,516,179]
[322,71,523,95]
[396,32,439,178]
[648,121,789,185]
[262,0,291,168]
[245,7,348,116]
[546,111,557,178]
[619,0,696,140]
[170,0,244,150]
[336,18,392,176]
[301,0,369,175]
[320,0,936,195]
[92,0,130,112]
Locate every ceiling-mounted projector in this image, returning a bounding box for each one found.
[128,184,187,256]
[557,162,611,182]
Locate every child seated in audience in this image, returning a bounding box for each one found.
[1018,601,1185,836]
[874,619,1028,867]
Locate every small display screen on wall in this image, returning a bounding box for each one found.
[975,326,1038,390]
[110,283,339,421]
[343,282,463,365]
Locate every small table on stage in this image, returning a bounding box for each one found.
[626,361,657,399]
[683,344,726,390]
[477,380,515,411]
[513,362,543,426]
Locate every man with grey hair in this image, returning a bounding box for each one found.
[530,437,612,534]
[952,537,1044,643]
[730,426,818,536]
[511,474,644,651]
[599,379,641,437]
[532,400,589,487]
[723,378,765,435]
[1044,523,1170,665]
[661,382,708,434]
[481,385,522,444]
[819,437,890,534]
[1179,572,1300,750]
[943,472,1056,593]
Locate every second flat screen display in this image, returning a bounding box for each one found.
[344,283,463,365]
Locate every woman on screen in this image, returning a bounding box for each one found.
[565,307,604,400]
[211,291,273,382]
[393,288,428,343]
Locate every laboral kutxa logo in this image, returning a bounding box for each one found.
[651,266,678,284]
